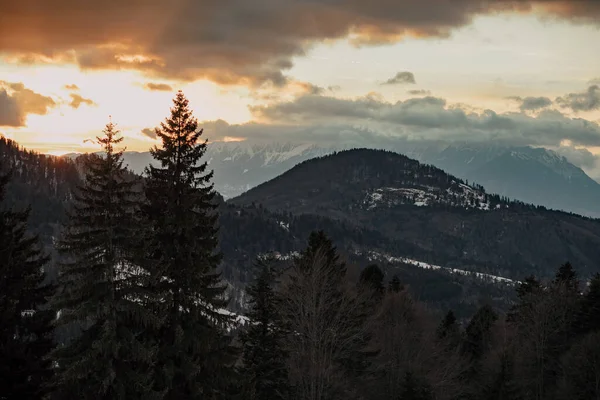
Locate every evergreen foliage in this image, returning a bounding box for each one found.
[239,256,289,399]
[359,264,385,297]
[48,121,160,399]
[141,91,236,399]
[0,171,54,399]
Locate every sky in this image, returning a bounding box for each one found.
[1,1,600,174]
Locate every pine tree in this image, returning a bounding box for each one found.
[388,275,403,293]
[400,371,433,400]
[359,264,385,298]
[49,121,161,399]
[576,274,600,335]
[553,262,578,293]
[0,172,54,399]
[436,310,461,346]
[239,256,289,400]
[463,304,498,361]
[142,91,235,399]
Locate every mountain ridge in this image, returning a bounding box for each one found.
[65,140,600,217]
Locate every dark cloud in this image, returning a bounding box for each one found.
[64,83,79,91]
[250,92,388,122]
[508,96,553,111]
[0,90,22,126]
[554,146,598,169]
[589,78,600,85]
[2,1,598,86]
[247,93,600,147]
[68,93,96,109]
[141,128,157,139]
[556,85,600,112]
[297,82,326,95]
[382,71,416,85]
[143,82,173,92]
[0,81,56,126]
[407,89,431,96]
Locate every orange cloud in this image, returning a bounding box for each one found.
[0,81,56,126]
[0,1,599,86]
[143,82,173,92]
[68,93,96,109]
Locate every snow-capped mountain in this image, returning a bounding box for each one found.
[65,140,600,217]
[413,143,600,217]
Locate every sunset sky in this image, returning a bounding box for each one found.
[1,1,599,173]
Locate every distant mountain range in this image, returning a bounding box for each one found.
[83,141,600,218]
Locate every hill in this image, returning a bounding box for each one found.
[230,148,600,280]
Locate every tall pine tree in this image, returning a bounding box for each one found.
[239,256,289,399]
[0,171,54,399]
[142,91,235,399]
[49,121,160,399]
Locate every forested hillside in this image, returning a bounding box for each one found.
[231,148,600,280]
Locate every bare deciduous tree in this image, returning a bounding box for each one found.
[279,245,370,400]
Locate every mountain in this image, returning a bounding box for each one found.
[0,137,80,241]
[412,143,600,218]
[230,148,600,281]
[99,141,600,217]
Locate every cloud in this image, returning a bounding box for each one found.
[141,128,157,139]
[556,85,600,112]
[407,89,431,96]
[508,96,553,112]
[589,78,600,85]
[296,82,326,95]
[247,92,600,148]
[0,81,56,126]
[250,92,388,122]
[554,146,598,169]
[64,83,79,91]
[3,1,599,86]
[143,82,173,92]
[68,93,96,109]
[382,71,416,85]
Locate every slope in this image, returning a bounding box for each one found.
[230,148,600,280]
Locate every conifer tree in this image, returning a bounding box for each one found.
[576,274,600,335]
[49,121,160,399]
[436,310,461,346]
[142,91,235,398]
[359,264,385,299]
[388,275,403,293]
[463,304,498,361]
[0,172,54,399]
[239,256,289,400]
[553,262,579,293]
[400,371,433,400]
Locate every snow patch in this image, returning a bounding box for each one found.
[359,251,518,285]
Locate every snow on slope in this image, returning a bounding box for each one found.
[363,182,501,211]
[359,251,517,285]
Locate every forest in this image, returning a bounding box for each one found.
[1,91,599,400]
